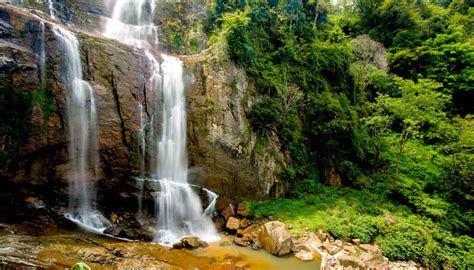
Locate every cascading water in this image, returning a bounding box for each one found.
[52,25,110,233]
[137,102,149,215]
[36,21,46,88]
[46,0,55,20]
[153,55,217,245]
[104,0,158,48]
[104,0,218,245]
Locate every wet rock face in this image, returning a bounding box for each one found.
[0,3,289,224]
[0,4,149,208]
[0,4,157,220]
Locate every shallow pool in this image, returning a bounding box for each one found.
[193,235,321,270]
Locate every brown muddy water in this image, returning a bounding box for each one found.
[0,223,320,269]
[195,235,321,270]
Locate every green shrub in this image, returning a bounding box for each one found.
[217,9,256,69]
[378,218,474,268]
[248,96,282,134]
[162,20,184,52]
[328,215,379,243]
[378,221,432,263]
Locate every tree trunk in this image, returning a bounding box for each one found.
[313,0,320,30]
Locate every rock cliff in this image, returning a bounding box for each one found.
[0,3,288,223]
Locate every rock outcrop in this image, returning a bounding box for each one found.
[183,52,288,200]
[294,250,314,261]
[174,236,208,249]
[259,221,293,256]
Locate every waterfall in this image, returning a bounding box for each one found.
[104,0,218,246]
[52,25,110,233]
[153,55,217,245]
[137,103,147,214]
[46,0,56,20]
[36,21,46,89]
[104,0,158,48]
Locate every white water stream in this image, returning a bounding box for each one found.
[36,21,46,88]
[46,0,55,20]
[52,25,110,233]
[104,0,218,246]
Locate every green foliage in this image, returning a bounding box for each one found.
[248,96,282,134]
[378,218,474,268]
[31,87,56,126]
[437,115,474,208]
[374,78,453,142]
[335,15,363,37]
[66,262,91,270]
[390,25,473,113]
[162,18,207,54]
[366,82,471,230]
[378,220,435,263]
[208,29,229,64]
[327,215,379,243]
[162,20,184,52]
[391,30,422,50]
[355,0,419,45]
[353,0,383,27]
[213,9,256,68]
[350,62,392,102]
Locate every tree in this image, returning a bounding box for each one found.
[213,8,256,68]
[390,25,474,113]
[368,78,451,176]
[309,0,321,29]
[285,0,304,29]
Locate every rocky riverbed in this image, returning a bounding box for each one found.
[0,223,219,269]
[0,221,320,269]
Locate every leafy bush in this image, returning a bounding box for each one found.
[378,218,474,268]
[378,221,433,263]
[327,215,379,243]
[248,96,282,134]
[215,9,256,69]
[390,30,422,51]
